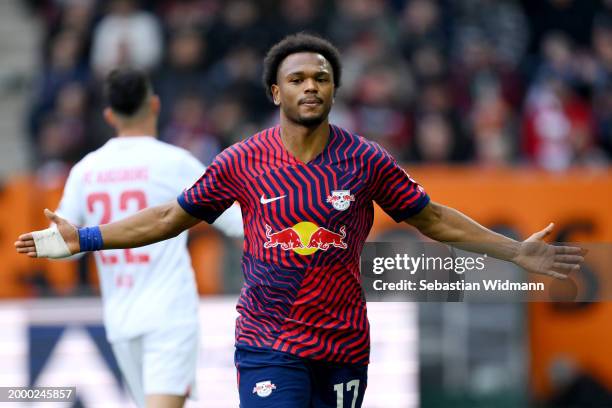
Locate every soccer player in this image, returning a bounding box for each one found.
[41,69,243,408]
[16,34,584,407]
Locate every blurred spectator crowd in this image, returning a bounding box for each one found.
[24,0,612,172]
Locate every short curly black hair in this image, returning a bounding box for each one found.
[262,32,342,101]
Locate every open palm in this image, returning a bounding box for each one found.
[513,223,585,279]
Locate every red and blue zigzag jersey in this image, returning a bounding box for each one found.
[177,124,429,365]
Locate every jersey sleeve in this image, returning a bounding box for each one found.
[370,144,430,222]
[55,163,85,225]
[177,147,241,224]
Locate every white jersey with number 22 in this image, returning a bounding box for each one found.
[56,136,242,341]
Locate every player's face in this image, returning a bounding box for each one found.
[272,52,334,127]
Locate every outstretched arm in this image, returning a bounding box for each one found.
[405,201,585,279]
[100,200,200,248]
[15,200,200,258]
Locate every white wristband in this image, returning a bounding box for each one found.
[32,227,72,258]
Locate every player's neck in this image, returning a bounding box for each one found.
[279,117,329,164]
[116,123,157,138]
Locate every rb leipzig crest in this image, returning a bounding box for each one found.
[253,380,276,397]
[326,190,355,211]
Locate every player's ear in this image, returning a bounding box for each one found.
[103,107,116,127]
[271,85,281,106]
[150,95,161,115]
[332,81,337,104]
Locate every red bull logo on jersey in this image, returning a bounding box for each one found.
[264,222,347,255]
[263,225,304,250]
[326,190,355,211]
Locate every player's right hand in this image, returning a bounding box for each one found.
[14,209,80,258]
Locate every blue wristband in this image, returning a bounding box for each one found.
[78,226,104,252]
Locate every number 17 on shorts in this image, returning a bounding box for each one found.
[334,380,362,408]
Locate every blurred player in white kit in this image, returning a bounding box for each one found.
[54,68,243,408]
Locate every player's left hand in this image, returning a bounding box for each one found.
[512,223,586,279]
